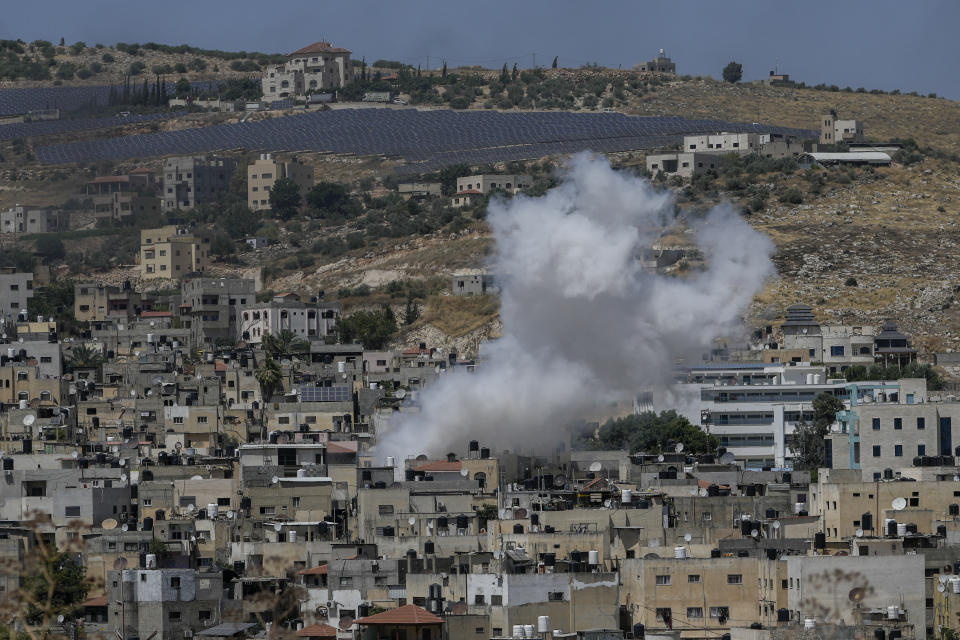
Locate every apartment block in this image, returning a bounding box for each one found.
[247,153,315,211]
[139,226,211,280]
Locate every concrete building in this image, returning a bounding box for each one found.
[454,174,532,196]
[85,171,160,222]
[780,304,876,374]
[0,269,33,323]
[74,282,141,323]
[798,152,891,169]
[161,156,236,211]
[820,113,865,145]
[646,152,718,178]
[139,226,211,280]
[262,41,353,100]
[108,569,224,640]
[179,277,257,347]
[0,206,68,234]
[636,49,677,74]
[397,182,442,201]
[452,273,497,297]
[237,293,339,344]
[247,153,314,211]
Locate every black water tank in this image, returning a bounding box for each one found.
[383,526,395,537]
[197,509,207,520]
[938,525,947,537]
[2,458,12,471]
[456,515,469,529]
[437,517,448,529]
[710,548,721,558]
[543,553,556,566]
[480,448,490,459]
[570,550,582,563]
[707,484,720,497]
[361,470,372,481]
[766,548,778,560]
[777,609,790,623]
[913,456,923,467]
[407,548,417,558]
[469,440,479,452]
[741,520,753,536]
[889,630,901,640]
[541,474,553,489]
[424,541,435,555]
[240,497,251,510]
[374,481,387,489]
[745,485,757,497]
[737,550,749,557]
[782,472,792,484]
[637,499,650,509]
[906,523,918,534]
[22,439,31,454]
[814,532,826,549]
[952,504,960,516]
[544,525,555,533]
[765,508,777,519]
[405,469,415,481]
[887,520,897,537]
[513,524,524,534]
[874,629,885,640]
[861,513,873,531]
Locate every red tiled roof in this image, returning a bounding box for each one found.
[289,42,351,56]
[326,441,357,454]
[214,361,228,372]
[129,167,154,174]
[297,623,337,637]
[297,564,328,575]
[402,348,426,355]
[354,604,442,626]
[83,595,109,607]
[413,460,462,473]
[140,311,172,318]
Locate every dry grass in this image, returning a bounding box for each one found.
[417,294,500,337]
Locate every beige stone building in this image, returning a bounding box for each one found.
[247,153,315,211]
[262,41,353,100]
[139,226,211,280]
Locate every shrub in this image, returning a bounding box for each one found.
[845,277,858,287]
[778,188,803,204]
[101,53,114,63]
[128,61,146,75]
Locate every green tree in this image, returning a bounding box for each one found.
[66,344,104,369]
[217,203,261,239]
[268,177,302,219]
[404,296,420,325]
[174,76,191,97]
[790,392,845,471]
[305,181,357,219]
[722,61,743,83]
[210,233,235,257]
[500,63,509,83]
[552,56,558,69]
[23,551,89,624]
[33,236,65,261]
[338,308,397,350]
[579,411,718,454]
[511,63,518,81]
[261,329,309,359]
[255,357,283,400]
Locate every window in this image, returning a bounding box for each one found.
[64,506,81,518]
[655,574,671,586]
[894,445,903,457]
[170,577,180,588]
[727,574,743,585]
[217,497,230,506]
[260,506,275,515]
[656,608,672,623]
[548,592,564,602]
[173,417,183,424]
[379,505,395,516]
[688,574,701,583]
[491,595,502,605]
[710,606,729,619]
[830,345,845,357]
[168,611,181,621]
[701,512,712,522]
[872,445,881,457]
[687,607,703,619]
[143,498,152,507]
[339,577,353,586]
[872,418,880,431]
[917,417,925,430]
[199,611,211,621]
[894,418,902,430]
[474,594,485,605]
[918,444,926,456]
[293,497,301,508]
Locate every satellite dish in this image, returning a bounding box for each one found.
[603,499,612,508]
[892,497,907,511]
[57,615,64,624]
[855,528,864,538]
[22,415,35,426]
[460,468,469,477]
[698,487,708,497]
[227,510,235,519]
[720,452,736,465]
[190,536,196,543]
[750,529,759,538]
[675,443,684,453]
[772,521,781,530]
[657,454,665,463]
[191,475,203,481]
[848,587,866,603]
[939,583,947,593]
[271,476,279,484]
[515,508,527,519]
[689,488,698,496]
[71,451,79,459]
[589,462,603,472]
[119,458,126,466]
[684,533,692,542]
[553,475,567,488]
[121,524,129,532]
[273,523,283,532]
[101,518,118,530]
[120,474,127,483]
[408,517,417,525]
[187,504,195,512]
[643,553,661,559]
[175,442,183,451]
[130,389,137,397]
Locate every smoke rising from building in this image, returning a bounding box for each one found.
[377,153,775,461]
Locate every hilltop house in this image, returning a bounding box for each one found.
[262,41,353,100]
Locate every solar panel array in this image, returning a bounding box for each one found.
[35,108,817,169]
[0,81,220,117]
[297,385,352,402]
[0,111,183,141]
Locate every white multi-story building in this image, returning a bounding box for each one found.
[238,293,339,344]
[679,362,846,469]
[262,41,352,100]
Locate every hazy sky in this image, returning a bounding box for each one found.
[4,0,958,99]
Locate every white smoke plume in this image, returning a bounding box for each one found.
[377,153,774,461]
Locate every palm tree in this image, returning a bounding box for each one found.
[67,344,103,369]
[255,358,283,401]
[261,330,309,359]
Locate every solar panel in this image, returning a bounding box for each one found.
[297,385,351,403]
[32,108,817,170]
